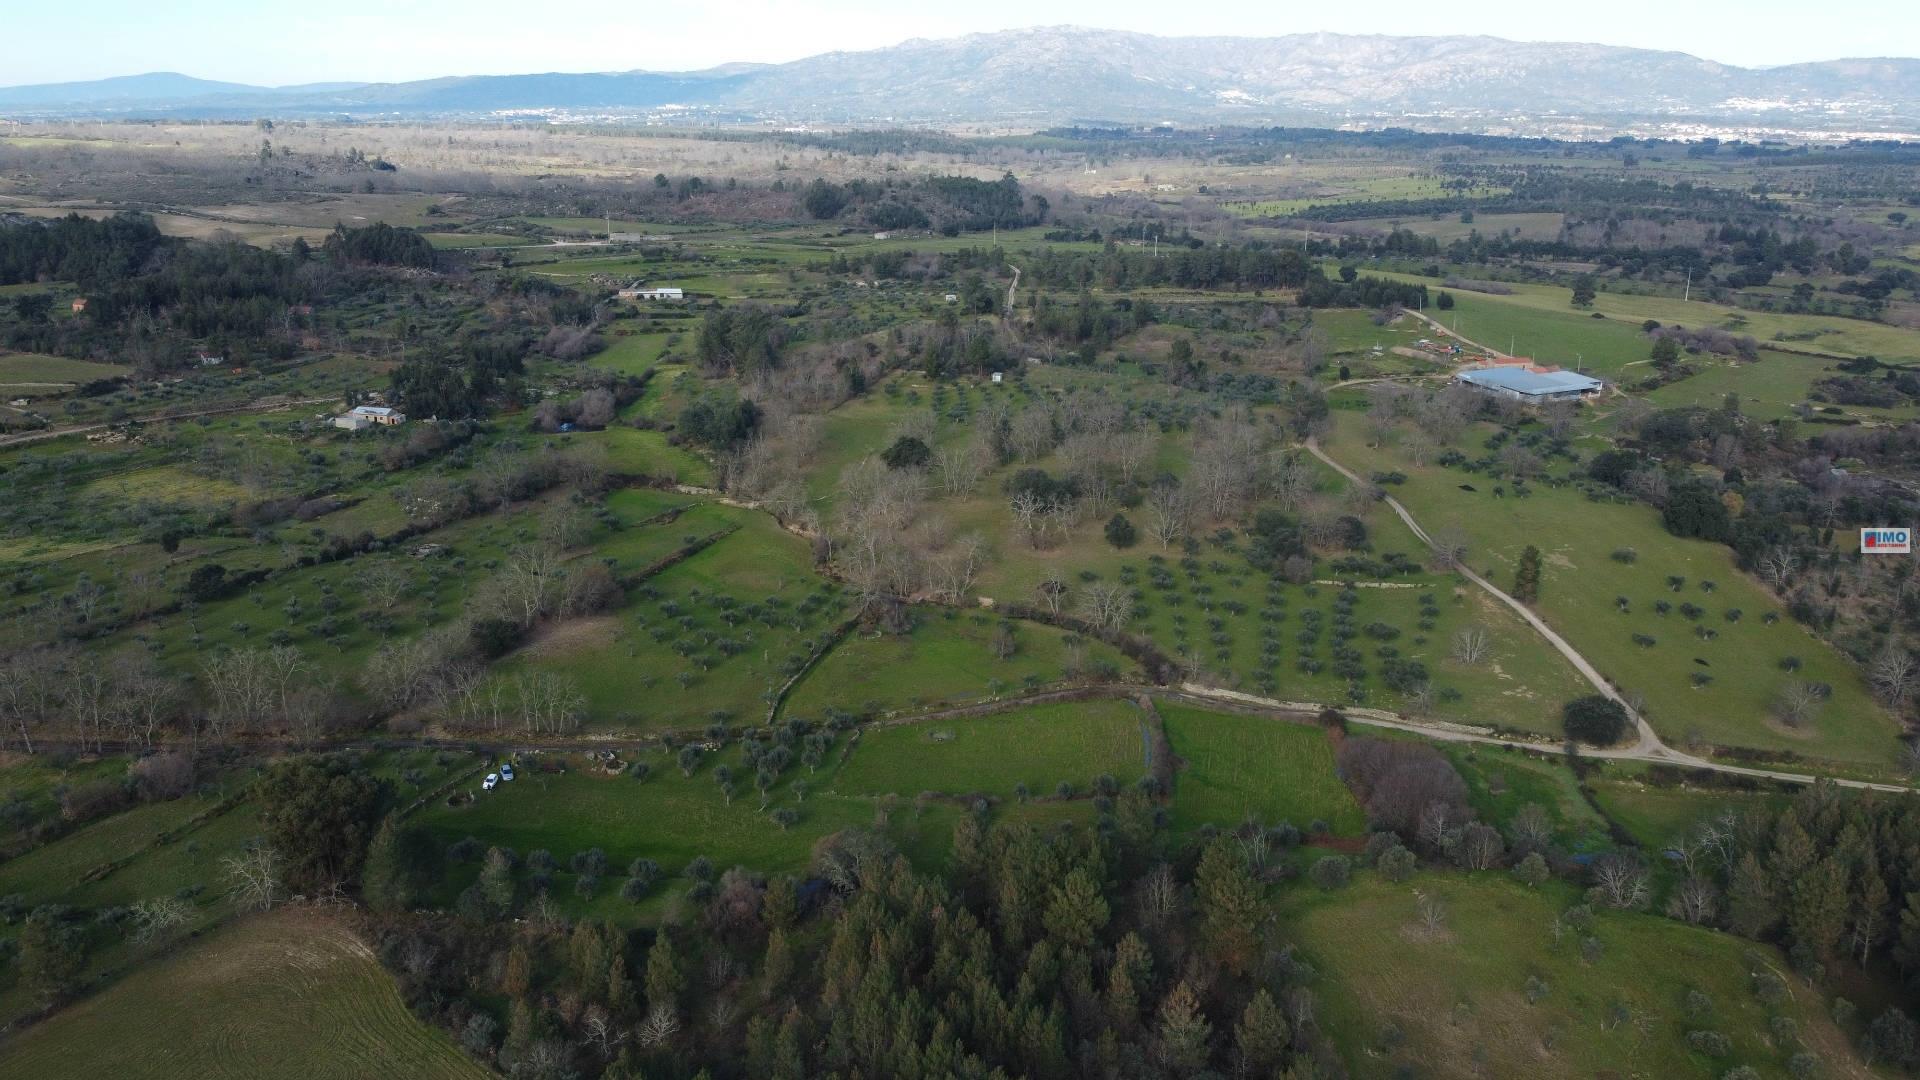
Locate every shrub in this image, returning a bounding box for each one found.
[1310,856,1351,890]
[1686,1030,1730,1057]
[1378,845,1416,882]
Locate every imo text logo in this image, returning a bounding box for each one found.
[1862,528,1913,554]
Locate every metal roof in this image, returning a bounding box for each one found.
[1457,367,1601,395]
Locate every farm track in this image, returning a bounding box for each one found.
[0,395,336,448]
[1303,436,1914,794]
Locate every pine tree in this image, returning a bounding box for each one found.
[1041,866,1109,949]
[1788,856,1851,959]
[1893,892,1920,976]
[606,954,632,1013]
[1727,851,1779,939]
[1234,988,1292,1075]
[360,817,410,913]
[1513,545,1543,603]
[762,875,797,932]
[1155,981,1213,1075]
[1854,855,1892,966]
[645,933,683,1014]
[570,921,611,1002]
[501,942,532,997]
[763,928,794,1000]
[1196,837,1262,976]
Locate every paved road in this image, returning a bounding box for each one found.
[1303,436,1913,795]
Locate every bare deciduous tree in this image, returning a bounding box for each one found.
[1774,681,1825,729]
[1757,546,1799,593]
[1589,853,1650,910]
[1869,641,1916,709]
[1666,875,1719,925]
[1451,625,1491,665]
[1144,484,1192,549]
[1075,582,1134,634]
[129,895,193,943]
[224,844,282,911]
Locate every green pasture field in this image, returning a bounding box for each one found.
[423,232,535,248]
[591,330,674,375]
[1222,176,1495,218]
[1158,702,1365,835]
[79,465,245,509]
[412,747,870,906]
[0,352,131,385]
[1374,268,1920,365]
[782,609,1127,719]
[1413,288,1655,373]
[0,754,126,853]
[1365,211,1566,243]
[1442,744,1611,854]
[833,698,1149,798]
[581,425,711,482]
[510,510,840,731]
[0,912,487,1080]
[1644,353,1916,423]
[1324,412,1899,767]
[1587,771,1790,852]
[1287,872,1858,1079]
[0,796,224,907]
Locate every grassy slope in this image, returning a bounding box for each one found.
[1287,873,1861,1079]
[0,912,486,1080]
[834,698,1149,798]
[1158,703,1366,835]
[1325,411,1897,767]
[782,611,1126,719]
[0,352,132,384]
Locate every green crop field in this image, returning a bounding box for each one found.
[0,912,486,1080]
[1325,411,1900,767]
[1158,702,1366,835]
[1289,873,1858,1079]
[833,697,1149,798]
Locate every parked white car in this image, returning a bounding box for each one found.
[483,772,499,791]
[500,763,515,782]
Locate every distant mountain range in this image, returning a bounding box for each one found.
[3,27,1916,137]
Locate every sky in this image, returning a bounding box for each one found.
[2,0,1914,87]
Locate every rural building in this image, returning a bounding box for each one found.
[872,231,891,240]
[333,404,406,429]
[617,286,684,301]
[70,298,87,313]
[1455,365,1602,403]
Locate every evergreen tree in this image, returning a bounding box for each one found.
[1727,851,1779,940]
[1513,545,1543,602]
[1853,856,1892,966]
[1788,857,1851,959]
[1155,981,1213,1075]
[645,932,683,1014]
[1234,989,1292,1075]
[1195,838,1262,976]
[1041,866,1109,949]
